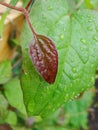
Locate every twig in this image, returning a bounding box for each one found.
[0,2,37,36]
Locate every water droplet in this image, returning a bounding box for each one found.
[93,36,98,42]
[72,67,76,73]
[80,38,86,44]
[48,6,53,10]
[60,34,64,39]
[87,26,93,31]
[88,19,92,22]
[27,101,35,113]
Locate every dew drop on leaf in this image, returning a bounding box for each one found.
[93,35,98,42]
[29,34,58,84]
[72,67,76,73]
[87,26,93,31]
[88,19,92,22]
[80,38,86,44]
[60,34,64,39]
[48,6,53,10]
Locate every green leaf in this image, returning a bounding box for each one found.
[0,12,7,38]
[4,78,27,116]
[5,111,17,125]
[9,0,19,5]
[64,90,93,129]
[84,0,93,8]
[0,60,12,84]
[21,0,98,118]
[90,0,98,8]
[21,0,35,8]
[12,127,30,130]
[0,93,8,120]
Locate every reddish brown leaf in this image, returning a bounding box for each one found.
[29,35,58,84]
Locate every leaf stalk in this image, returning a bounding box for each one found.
[0,2,37,37]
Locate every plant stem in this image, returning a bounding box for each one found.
[0,2,37,36]
[25,0,33,11]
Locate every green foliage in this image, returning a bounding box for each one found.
[0,0,98,129]
[0,60,12,84]
[21,0,98,118]
[5,111,17,125]
[4,78,27,115]
[0,12,7,38]
[64,91,93,130]
[31,90,93,130]
[0,93,8,120]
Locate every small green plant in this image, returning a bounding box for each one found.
[0,0,98,129]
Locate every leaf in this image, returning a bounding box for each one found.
[9,0,19,6]
[4,78,27,116]
[84,0,93,8]
[64,90,93,129]
[21,0,98,118]
[90,0,98,8]
[0,60,12,84]
[0,93,8,120]
[0,12,7,38]
[29,35,58,84]
[12,127,29,130]
[5,111,17,125]
[21,0,35,8]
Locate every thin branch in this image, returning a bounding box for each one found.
[0,2,37,36]
[25,0,33,11]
